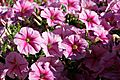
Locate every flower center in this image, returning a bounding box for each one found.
[26,38,30,43]
[21,8,26,14]
[86,17,93,22]
[40,74,45,79]
[72,45,78,50]
[47,43,52,49]
[50,16,54,20]
[68,3,71,7]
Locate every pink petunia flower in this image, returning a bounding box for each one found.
[14,27,42,55]
[28,0,34,2]
[0,6,14,26]
[0,6,8,15]
[29,62,55,80]
[13,0,34,17]
[79,9,100,30]
[81,0,96,10]
[53,24,85,39]
[5,52,29,79]
[53,25,75,39]
[47,0,56,5]
[61,34,88,60]
[99,57,120,80]
[60,0,80,13]
[111,1,120,13]
[40,7,65,26]
[37,56,65,80]
[84,45,109,72]
[49,2,61,8]
[93,25,109,43]
[40,32,62,57]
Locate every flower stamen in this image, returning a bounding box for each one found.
[26,38,30,43]
[73,45,78,50]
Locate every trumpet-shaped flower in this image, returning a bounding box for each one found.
[53,25,75,39]
[13,0,34,17]
[37,56,64,80]
[81,0,96,9]
[5,52,29,79]
[60,0,80,13]
[84,45,108,72]
[14,27,42,55]
[94,26,109,43]
[79,9,100,30]
[29,62,54,80]
[41,7,65,26]
[40,32,62,57]
[61,35,88,60]
[112,1,120,13]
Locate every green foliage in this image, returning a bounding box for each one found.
[66,14,86,29]
[6,0,14,5]
[110,29,120,36]
[25,49,45,67]
[61,5,67,12]
[7,23,21,39]
[1,23,21,54]
[1,40,8,54]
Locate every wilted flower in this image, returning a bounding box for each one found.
[5,52,29,79]
[14,27,42,55]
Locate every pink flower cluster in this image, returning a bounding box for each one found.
[0,0,120,80]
